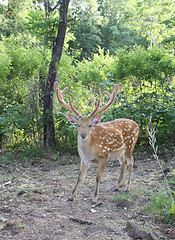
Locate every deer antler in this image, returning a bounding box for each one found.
[88,100,100,118]
[68,96,82,117]
[88,84,118,118]
[54,82,82,118]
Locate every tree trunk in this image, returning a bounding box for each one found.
[43,0,70,148]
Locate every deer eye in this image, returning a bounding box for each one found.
[89,124,92,128]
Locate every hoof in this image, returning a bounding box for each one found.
[125,189,130,193]
[67,198,73,202]
[91,200,97,206]
[114,188,120,192]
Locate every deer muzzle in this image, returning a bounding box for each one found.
[81,134,86,139]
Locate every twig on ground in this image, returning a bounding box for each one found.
[58,192,64,199]
[69,216,93,225]
[146,222,166,239]
[92,202,102,208]
[148,232,159,240]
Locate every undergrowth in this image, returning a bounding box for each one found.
[144,116,175,224]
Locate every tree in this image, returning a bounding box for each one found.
[43,0,70,148]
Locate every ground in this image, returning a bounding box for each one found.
[0,149,175,240]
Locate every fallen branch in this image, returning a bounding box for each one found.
[69,216,93,225]
[146,222,165,239]
[148,232,159,240]
[92,202,102,208]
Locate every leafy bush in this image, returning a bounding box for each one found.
[0,152,14,163]
[54,112,78,154]
[20,146,44,159]
[144,191,175,224]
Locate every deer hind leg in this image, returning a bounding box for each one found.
[125,154,134,192]
[68,160,88,201]
[93,159,106,204]
[116,156,127,191]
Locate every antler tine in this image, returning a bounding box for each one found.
[69,97,82,118]
[88,100,100,118]
[95,84,118,115]
[54,82,82,117]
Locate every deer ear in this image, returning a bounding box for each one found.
[92,115,104,124]
[66,114,78,124]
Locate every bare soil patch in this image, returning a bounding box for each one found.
[0,150,174,240]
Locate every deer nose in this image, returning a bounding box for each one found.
[81,134,86,139]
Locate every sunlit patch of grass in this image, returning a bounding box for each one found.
[110,193,132,202]
[144,190,175,224]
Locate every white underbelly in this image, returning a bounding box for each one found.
[107,145,126,161]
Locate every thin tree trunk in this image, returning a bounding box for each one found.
[43,0,70,148]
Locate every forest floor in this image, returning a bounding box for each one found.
[0,148,175,240]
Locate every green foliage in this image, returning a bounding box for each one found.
[20,146,44,159]
[111,193,132,202]
[114,46,175,81]
[0,152,14,163]
[54,112,77,154]
[2,34,43,80]
[0,42,11,80]
[144,190,175,224]
[146,118,175,224]
[77,48,114,86]
[0,0,174,152]
[73,46,175,144]
[68,0,102,60]
[26,10,60,45]
[0,33,48,150]
[170,200,175,215]
[0,0,32,38]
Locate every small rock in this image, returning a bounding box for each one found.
[0,217,7,223]
[17,190,26,196]
[90,208,96,213]
[0,206,12,213]
[124,221,151,240]
[4,181,12,186]
[7,169,12,173]
[116,199,132,209]
[33,189,42,194]
[86,224,114,235]
[2,222,19,235]
[3,223,15,230]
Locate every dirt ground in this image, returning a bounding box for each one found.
[0,149,175,240]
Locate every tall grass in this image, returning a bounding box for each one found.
[146,116,175,223]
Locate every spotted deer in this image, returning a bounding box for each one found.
[54,82,139,204]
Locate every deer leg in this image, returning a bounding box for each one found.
[116,156,127,191]
[126,156,134,192]
[93,159,106,204]
[68,160,88,201]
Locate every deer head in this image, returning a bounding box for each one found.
[54,81,118,140]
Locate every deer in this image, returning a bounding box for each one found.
[54,82,139,204]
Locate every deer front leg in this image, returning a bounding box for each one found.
[68,160,88,201]
[93,159,106,204]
